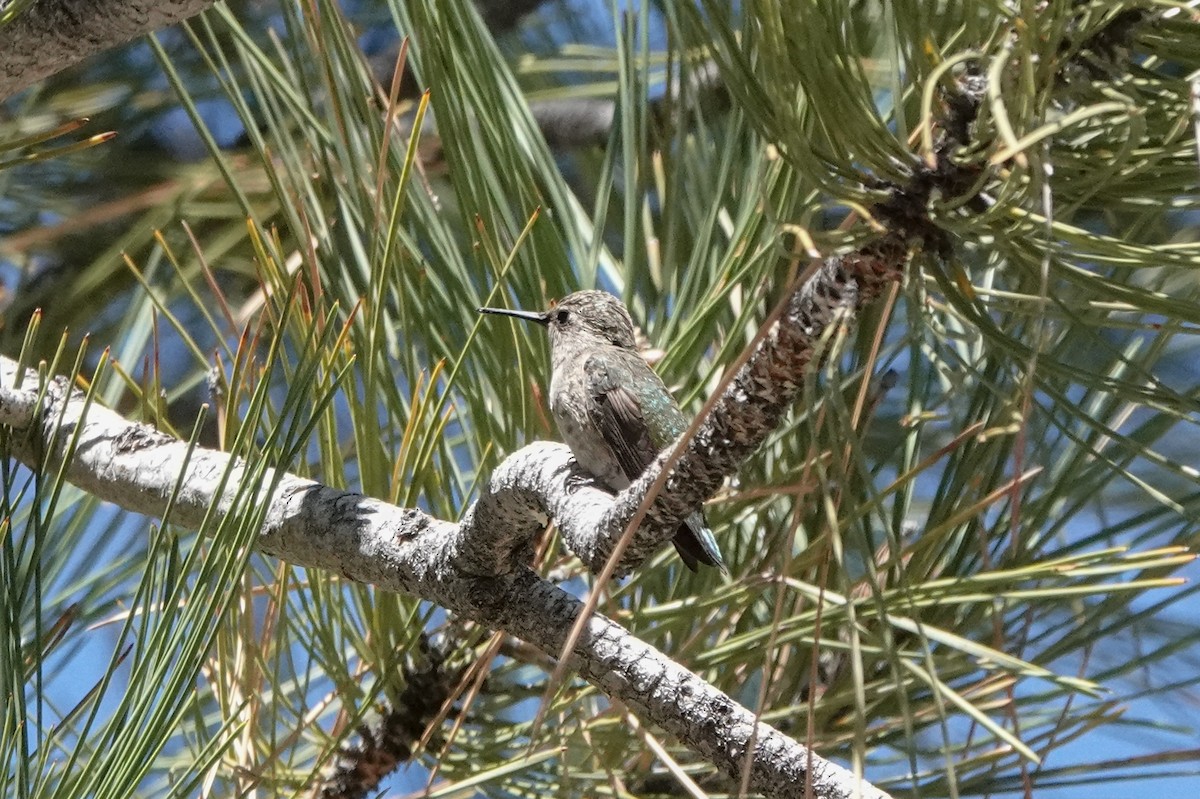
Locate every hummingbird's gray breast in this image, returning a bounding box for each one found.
[549,350,629,491]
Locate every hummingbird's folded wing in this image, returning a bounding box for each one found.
[584,354,725,573]
[584,356,658,482]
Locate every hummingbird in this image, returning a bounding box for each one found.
[479,290,726,572]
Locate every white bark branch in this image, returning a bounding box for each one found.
[0,353,891,799]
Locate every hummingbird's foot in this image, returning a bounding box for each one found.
[565,461,608,494]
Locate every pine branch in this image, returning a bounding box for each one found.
[596,237,910,572]
[1,4,1163,796]
[318,635,465,799]
[0,313,892,799]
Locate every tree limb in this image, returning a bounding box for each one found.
[0,0,217,100]
[0,347,892,799]
[0,0,549,101]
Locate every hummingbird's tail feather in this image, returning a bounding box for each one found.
[672,513,728,575]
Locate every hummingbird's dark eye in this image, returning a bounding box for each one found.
[555,309,570,324]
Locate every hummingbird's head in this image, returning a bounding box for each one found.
[545,291,637,351]
[479,290,637,351]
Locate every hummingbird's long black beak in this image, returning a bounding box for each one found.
[478,306,550,325]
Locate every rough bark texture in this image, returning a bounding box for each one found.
[595,235,910,572]
[0,0,218,100]
[0,0,551,100]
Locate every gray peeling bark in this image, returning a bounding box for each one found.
[0,240,907,798]
[0,0,218,100]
